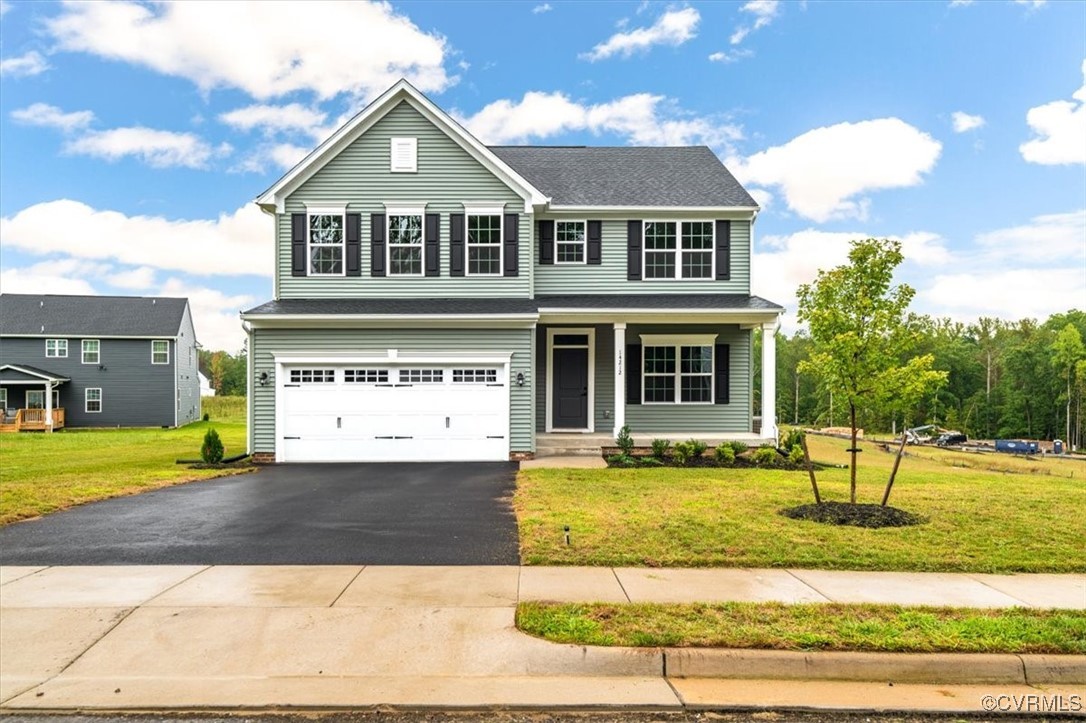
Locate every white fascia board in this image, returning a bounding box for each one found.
[271,350,514,364]
[243,313,539,330]
[538,309,781,325]
[255,80,548,214]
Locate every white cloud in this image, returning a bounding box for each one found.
[10,103,95,132]
[532,3,553,13]
[747,188,773,209]
[158,279,254,352]
[219,103,328,139]
[108,266,157,290]
[0,50,50,77]
[582,7,699,61]
[924,269,1080,321]
[0,1,11,17]
[44,1,451,102]
[728,118,942,222]
[1013,0,1047,8]
[64,127,231,169]
[948,0,974,6]
[1020,60,1086,165]
[730,0,779,45]
[951,111,985,133]
[232,142,311,174]
[0,200,272,278]
[974,209,1086,260]
[0,268,98,296]
[456,91,742,148]
[708,49,753,63]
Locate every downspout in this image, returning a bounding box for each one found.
[243,319,253,455]
[173,335,179,428]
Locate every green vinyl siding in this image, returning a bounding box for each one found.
[278,101,530,298]
[535,324,750,435]
[250,326,534,454]
[534,217,751,295]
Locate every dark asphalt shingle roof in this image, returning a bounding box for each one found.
[243,295,781,316]
[489,146,758,208]
[0,294,188,337]
[0,364,71,382]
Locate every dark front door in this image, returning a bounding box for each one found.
[552,347,589,429]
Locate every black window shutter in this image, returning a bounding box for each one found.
[538,220,555,265]
[370,213,386,277]
[449,213,465,277]
[291,213,307,277]
[503,213,519,277]
[345,213,361,276]
[626,344,642,405]
[627,220,642,280]
[425,213,440,277]
[716,220,731,281]
[714,344,730,404]
[587,220,602,265]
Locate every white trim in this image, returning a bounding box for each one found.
[462,202,505,215]
[152,339,170,365]
[256,80,547,214]
[304,203,348,214]
[85,387,102,413]
[0,388,6,410]
[306,208,347,278]
[465,211,503,277]
[640,333,719,346]
[389,137,417,173]
[0,364,70,383]
[45,339,68,358]
[642,220,715,281]
[639,334,718,406]
[81,339,100,365]
[545,327,595,433]
[613,322,626,438]
[386,209,426,277]
[554,219,587,265]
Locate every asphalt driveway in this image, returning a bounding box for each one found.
[0,463,520,565]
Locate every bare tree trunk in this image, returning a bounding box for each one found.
[881,433,908,506]
[1067,372,1072,444]
[794,370,800,426]
[849,403,858,504]
[801,434,821,505]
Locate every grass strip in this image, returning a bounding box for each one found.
[516,601,1086,654]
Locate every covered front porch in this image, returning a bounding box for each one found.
[0,364,69,433]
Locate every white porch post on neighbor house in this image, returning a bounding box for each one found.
[44,381,53,432]
[760,321,778,443]
[614,322,626,437]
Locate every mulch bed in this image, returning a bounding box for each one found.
[602,447,804,470]
[780,501,925,528]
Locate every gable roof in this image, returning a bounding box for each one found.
[490,146,758,209]
[0,294,189,338]
[256,79,548,213]
[0,364,71,383]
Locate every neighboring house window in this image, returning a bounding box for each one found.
[0,388,6,411]
[467,213,502,275]
[85,388,102,413]
[388,213,423,276]
[152,340,169,365]
[390,137,418,172]
[643,221,714,280]
[641,335,715,404]
[555,221,586,264]
[290,369,335,383]
[82,339,100,364]
[46,339,68,358]
[308,210,345,275]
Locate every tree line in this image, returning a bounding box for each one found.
[198,348,247,397]
[758,309,1086,447]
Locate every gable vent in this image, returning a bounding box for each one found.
[390,137,417,173]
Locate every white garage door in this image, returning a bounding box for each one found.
[279,364,509,462]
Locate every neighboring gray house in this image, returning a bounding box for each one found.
[243,80,782,463]
[0,294,201,430]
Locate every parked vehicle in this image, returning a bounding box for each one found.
[935,432,967,447]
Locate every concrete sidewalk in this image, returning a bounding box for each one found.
[1,565,1084,714]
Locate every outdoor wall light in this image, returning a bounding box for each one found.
[259,371,269,386]
[515,372,525,387]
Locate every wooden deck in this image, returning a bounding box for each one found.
[0,408,66,433]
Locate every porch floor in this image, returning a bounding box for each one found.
[536,431,773,458]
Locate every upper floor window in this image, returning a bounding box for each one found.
[152,340,170,365]
[46,339,68,358]
[308,209,344,276]
[644,221,714,280]
[556,221,586,264]
[390,137,417,173]
[467,213,502,276]
[82,339,100,365]
[388,213,423,276]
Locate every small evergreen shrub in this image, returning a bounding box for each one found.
[201,428,224,463]
[752,445,781,468]
[781,428,805,451]
[789,444,805,466]
[671,440,695,465]
[606,453,637,467]
[728,440,748,455]
[202,412,210,422]
[687,438,708,457]
[638,456,664,467]
[616,424,634,456]
[650,438,671,459]
[714,443,736,465]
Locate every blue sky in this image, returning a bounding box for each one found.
[1,0,1083,350]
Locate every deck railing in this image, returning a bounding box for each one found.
[1,408,66,431]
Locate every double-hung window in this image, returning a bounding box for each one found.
[467,212,502,275]
[85,388,102,413]
[152,340,169,365]
[641,335,715,404]
[643,221,714,280]
[555,221,586,264]
[82,339,100,365]
[387,210,423,276]
[46,339,68,358]
[308,207,345,276]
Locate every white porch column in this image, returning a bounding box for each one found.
[44,381,53,432]
[613,322,626,437]
[760,322,778,443]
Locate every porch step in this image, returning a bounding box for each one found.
[535,445,605,458]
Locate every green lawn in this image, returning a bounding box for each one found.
[0,396,249,524]
[514,435,1086,572]
[516,601,1086,654]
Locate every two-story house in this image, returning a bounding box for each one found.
[242,80,782,463]
[0,294,201,431]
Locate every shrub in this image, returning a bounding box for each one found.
[201,428,224,463]
[202,412,210,422]
[687,438,709,457]
[728,440,748,455]
[650,438,671,459]
[781,427,805,451]
[672,440,695,465]
[606,453,637,467]
[789,444,805,466]
[714,443,736,465]
[638,456,664,467]
[752,445,781,468]
[616,424,634,456]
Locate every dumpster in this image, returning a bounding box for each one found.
[995,439,1039,454]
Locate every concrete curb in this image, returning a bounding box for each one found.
[1021,654,1086,685]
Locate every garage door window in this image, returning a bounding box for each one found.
[344,369,389,384]
[399,369,444,383]
[290,369,335,383]
[453,368,498,383]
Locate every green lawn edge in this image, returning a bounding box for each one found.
[516,601,1086,654]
